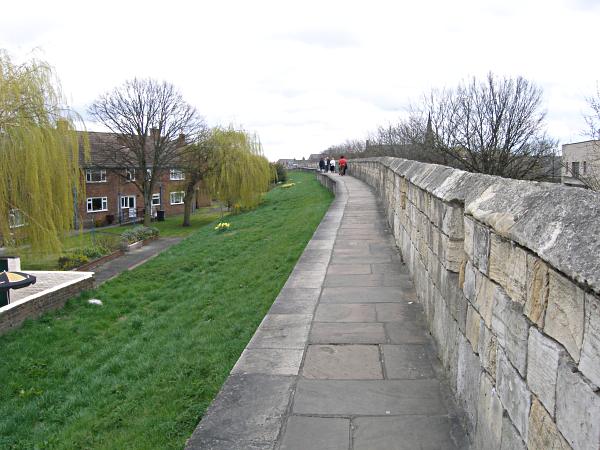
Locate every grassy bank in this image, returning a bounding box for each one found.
[0,171,332,449]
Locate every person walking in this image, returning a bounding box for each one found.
[329,157,336,173]
[326,157,331,172]
[318,158,325,172]
[339,155,347,175]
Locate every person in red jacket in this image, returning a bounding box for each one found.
[339,155,347,175]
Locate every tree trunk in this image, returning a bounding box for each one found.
[143,189,152,226]
[182,184,196,227]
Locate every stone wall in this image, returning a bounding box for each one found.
[349,157,600,450]
[0,271,94,335]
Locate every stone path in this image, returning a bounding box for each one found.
[186,174,467,450]
[92,237,182,285]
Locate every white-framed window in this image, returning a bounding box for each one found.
[152,193,161,206]
[8,209,26,229]
[87,197,108,212]
[126,168,136,182]
[120,196,136,209]
[170,191,184,205]
[170,169,184,180]
[86,169,107,183]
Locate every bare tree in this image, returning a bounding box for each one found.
[412,73,557,180]
[89,78,204,225]
[323,139,366,157]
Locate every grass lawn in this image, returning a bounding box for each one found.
[18,207,223,270]
[0,171,332,449]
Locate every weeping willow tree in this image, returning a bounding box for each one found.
[0,52,86,253]
[182,126,271,223]
[207,127,272,213]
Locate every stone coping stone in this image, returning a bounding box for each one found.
[352,157,600,294]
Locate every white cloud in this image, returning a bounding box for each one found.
[1,0,599,160]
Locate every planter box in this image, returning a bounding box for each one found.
[75,250,124,272]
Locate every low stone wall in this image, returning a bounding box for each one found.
[315,171,338,193]
[349,157,600,450]
[0,271,94,335]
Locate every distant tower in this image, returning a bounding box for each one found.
[424,112,434,150]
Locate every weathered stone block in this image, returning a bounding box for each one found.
[464,216,475,262]
[478,324,497,380]
[556,358,600,450]
[442,204,464,240]
[466,305,482,353]
[472,221,490,275]
[457,334,481,434]
[431,227,441,258]
[463,261,477,303]
[474,272,496,327]
[492,287,529,376]
[524,254,549,327]
[544,269,584,362]
[475,372,503,449]
[496,348,531,441]
[579,293,600,387]
[440,234,464,273]
[528,397,570,450]
[527,327,563,416]
[441,269,468,333]
[501,415,526,450]
[488,233,527,305]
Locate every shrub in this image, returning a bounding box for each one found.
[270,162,288,183]
[120,226,159,244]
[57,253,89,270]
[56,244,114,270]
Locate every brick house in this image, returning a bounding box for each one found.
[79,131,210,227]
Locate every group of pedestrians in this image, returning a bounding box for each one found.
[318,155,347,176]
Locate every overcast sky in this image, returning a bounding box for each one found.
[2,0,599,161]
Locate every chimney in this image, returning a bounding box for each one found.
[177,133,186,147]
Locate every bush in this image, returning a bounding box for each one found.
[270,162,288,183]
[57,244,114,270]
[121,226,159,244]
[57,253,89,270]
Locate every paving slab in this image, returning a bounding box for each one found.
[352,416,461,450]
[385,321,431,344]
[382,344,435,379]
[310,322,386,344]
[375,302,423,322]
[326,264,372,275]
[302,344,383,379]
[279,416,350,450]
[320,286,405,303]
[314,303,377,322]
[323,273,385,287]
[292,379,447,415]
[371,262,410,274]
[232,348,304,376]
[185,374,293,448]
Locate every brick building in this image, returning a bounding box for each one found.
[79,132,209,227]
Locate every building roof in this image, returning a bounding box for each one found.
[79,131,185,169]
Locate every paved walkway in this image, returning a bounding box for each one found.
[186,174,467,449]
[92,237,182,285]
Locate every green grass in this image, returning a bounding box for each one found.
[0,172,332,449]
[19,207,223,270]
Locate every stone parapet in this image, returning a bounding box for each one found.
[349,157,600,450]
